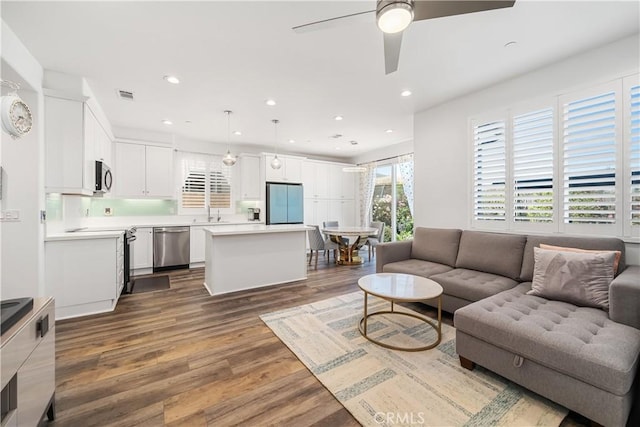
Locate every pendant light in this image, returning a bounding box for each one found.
[222,110,236,166]
[270,119,282,170]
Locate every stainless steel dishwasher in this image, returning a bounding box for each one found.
[153,226,190,271]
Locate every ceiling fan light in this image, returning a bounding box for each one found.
[377,1,414,34]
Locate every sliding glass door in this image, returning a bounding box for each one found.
[371,161,414,241]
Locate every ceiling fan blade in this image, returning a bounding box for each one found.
[413,0,515,21]
[383,32,403,75]
[292,10,375,33]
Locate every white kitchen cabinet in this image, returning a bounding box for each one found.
[94,114,112,166]
[329,164,356,200]
[304,198,329,227]
[45,96,93,195]
[239,154,261,200]
[302,161,329,199]
[132,227,153,270]
[45,235,123,319]
[114,142,174,198]
[190,225,206,264]
[264,154,304,183]
[329,199,356,226]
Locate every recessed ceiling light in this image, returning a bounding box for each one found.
[504,41,517,48]
[335,147,341,150]
[401,90,412,97]
[385,129,393,133]
[164,75,180,84]
[233,130,242,135]
[334,115,343,121]
[289,139,295,143]
[162,119,173,125]
[265,99,276,106]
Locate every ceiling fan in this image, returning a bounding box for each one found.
[293,1,516,74]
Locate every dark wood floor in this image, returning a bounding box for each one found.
[53,254,424,426]
[51,252,608,427]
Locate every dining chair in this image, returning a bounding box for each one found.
[307,225,338,268]
[365,221,385,262]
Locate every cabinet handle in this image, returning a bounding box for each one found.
[37,314,50,338]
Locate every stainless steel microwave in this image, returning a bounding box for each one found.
[95,160,113,193]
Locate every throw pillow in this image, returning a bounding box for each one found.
[528,247,616,310]
[539,243,622,275]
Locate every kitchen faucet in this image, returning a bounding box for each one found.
[208,207,222,222]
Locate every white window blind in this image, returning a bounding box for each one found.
[209,163,232,208]
[179,154,232,212]
[629,84,640,227]
[473,120,506,221]
[512,108,554,223]
[562,91,617,225]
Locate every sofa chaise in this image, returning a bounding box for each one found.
[376,227,640,426]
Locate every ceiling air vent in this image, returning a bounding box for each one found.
[116,89,134,101]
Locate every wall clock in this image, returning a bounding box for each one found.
[1,94,33,139]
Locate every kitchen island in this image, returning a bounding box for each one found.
[203,224,311,295]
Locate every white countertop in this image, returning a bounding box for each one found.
[204,224,311,236]
[45,230,125,241]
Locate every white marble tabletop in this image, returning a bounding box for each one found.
[358,273,443,301]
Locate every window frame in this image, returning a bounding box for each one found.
[176,152,234,216]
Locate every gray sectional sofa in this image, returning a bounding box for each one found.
[376,227,640,427]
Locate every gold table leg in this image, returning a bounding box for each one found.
[358,296,442,352]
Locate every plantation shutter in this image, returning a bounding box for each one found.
[561,90,617,227]
[473,119,507,222]
[209,162,232,208]
[181,159,207,209]
[629,83,640,229]
[512,108,554,224]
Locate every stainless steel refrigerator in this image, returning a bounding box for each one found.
[266,182,304,225]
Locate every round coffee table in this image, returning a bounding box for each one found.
[357,273,443,352]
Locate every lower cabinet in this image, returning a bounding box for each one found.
[190,226,205,264]
[132,227,153,271]
[45,235,122,319]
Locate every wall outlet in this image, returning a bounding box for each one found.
[104,207,113,216]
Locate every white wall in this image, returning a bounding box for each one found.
[413,34,640,263]
[350,140,414,165]
[1,20,46,298]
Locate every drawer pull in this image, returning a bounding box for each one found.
[37,314,49,338]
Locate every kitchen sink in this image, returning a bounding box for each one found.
[1,297,34,334]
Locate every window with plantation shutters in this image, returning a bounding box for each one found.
[513,108,554,224]
[473,119,506,222]
[178,153,232,213]
[628,82,640,231]
[561,90,617,226]
[209,164,232,209]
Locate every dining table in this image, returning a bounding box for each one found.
[321,226,378,265]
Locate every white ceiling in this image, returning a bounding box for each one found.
[2,1,639,159]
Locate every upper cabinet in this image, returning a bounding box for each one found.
[113,142,174,198]
[264,154,304,183]
[45,96,112,195]
[302,161,329,199]
[328,164,355,200]
[238,154,261,200]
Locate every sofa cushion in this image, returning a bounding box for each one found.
[429,268,518,302]
[455,231,526,280]
[454,283,640,396]
[520,235,626,282]
[411,227,462,267]
[382,259,452,278]
[529,247,616,310]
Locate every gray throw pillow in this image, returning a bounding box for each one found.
[528,247,616,310]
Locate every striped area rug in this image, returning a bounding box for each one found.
[260,291,568,427]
